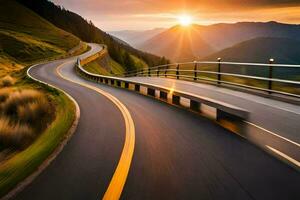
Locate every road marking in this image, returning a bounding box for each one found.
[266,146,300,168]
[56,61,135,200]
[246,121,300,148]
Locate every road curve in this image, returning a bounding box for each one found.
[15,44,300,200]
[14,44,127,199]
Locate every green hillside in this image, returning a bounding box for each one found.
[83,53,148,76]
[0,0,80,76]
[17,0,169,72]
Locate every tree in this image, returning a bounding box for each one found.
[17,0,170,72]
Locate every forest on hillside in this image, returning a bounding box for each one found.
[17,0,169,71]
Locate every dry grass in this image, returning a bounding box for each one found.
[0,88,53,150]
[0,75,15,87]
[0,90,75,197]
[0,117,33,149]
[0,88,10,103]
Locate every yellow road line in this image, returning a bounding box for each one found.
[266,145,300,168]
[56,61,135,200]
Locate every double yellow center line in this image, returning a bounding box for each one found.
[56,61,135,200]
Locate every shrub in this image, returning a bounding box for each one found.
[0,88,12,103]
[1,89,43,116]
[0,89,53,150]
[0,117,34,149]
[17,97,50,125]
[0,75,15,87]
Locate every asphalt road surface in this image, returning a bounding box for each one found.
[14,44,300,200]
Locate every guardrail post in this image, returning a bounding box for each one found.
[194,61,197,81]
[268,58,274,94]
[217,58,221,84]
[157,67,159,77]
[176,64,179,79]
[165,66,168,77]
[148,67,150,77]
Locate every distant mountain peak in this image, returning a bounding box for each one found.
[138,24,215,62]
[137,21,300,63]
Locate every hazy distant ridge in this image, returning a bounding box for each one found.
[132,21,300,63]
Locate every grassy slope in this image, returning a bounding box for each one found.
[0,0,80,77]
[17,0,169,69]
[0,86,75,197]
[0,1,82,196]
[83,54,147,76]
[83,50,148,75]
[84,57,125,75]
[130,55,148,70]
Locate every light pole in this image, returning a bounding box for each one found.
[194,61,197,81]
[217,58,222,84]
[268,58,274,94]
[176,64,179,79]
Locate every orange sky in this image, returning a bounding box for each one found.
[52,0,300,31]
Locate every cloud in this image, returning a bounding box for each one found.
[52,0,300,14]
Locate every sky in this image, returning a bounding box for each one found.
[51,0,300,31]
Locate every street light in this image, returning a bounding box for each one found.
[268,58,274,94]
[217,58,222,84]
[193,61,198,81]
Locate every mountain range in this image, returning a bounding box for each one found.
[110,28,166,47]
[115,22,300,64]
[204,37,300,64]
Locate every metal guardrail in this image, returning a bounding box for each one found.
[75,58,249,120]
[75,48,300,170]
[116,59,300,98]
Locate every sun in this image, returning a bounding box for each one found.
[178,15,193,26]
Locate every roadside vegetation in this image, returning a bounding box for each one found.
[0,63,77,198]
[0,0,84,197]
[82,52,148,76]
[0,86,54,151]
[17,0,169,72]
[0,0,81,76]
[0,71,76,198]
[83,57,125,76]
[0,82,75,197]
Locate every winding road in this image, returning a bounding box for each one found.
[14,44,300,200]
